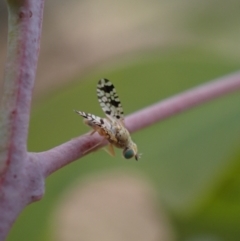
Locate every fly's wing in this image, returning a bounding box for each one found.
[97,79,124,120]
[75,110,117,142]
[74,110,105,127]
[75,110,117,156]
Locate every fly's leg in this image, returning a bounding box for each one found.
[103,144,115,157]
[83,138,106,155]
[89,130,96,135]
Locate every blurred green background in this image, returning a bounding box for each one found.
[1,0,240,241]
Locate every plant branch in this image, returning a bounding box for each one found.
[0,0,44,239]
[0,0,44,176]
[126,71,240,132]
[34,134,106,177]
[37,71,240,177]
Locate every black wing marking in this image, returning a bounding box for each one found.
[97,78,124,120]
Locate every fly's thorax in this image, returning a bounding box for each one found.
[104,117,128,145]
[116,126,130,142]
[106,127,127,148]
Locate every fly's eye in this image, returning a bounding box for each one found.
[123,149,134,159]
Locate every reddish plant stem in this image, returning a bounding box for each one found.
[38,72,240,177]
[0,0,44,240]
[0,0,44,175]
[126,71,240,132]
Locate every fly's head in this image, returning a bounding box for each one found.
[123,142,140,161]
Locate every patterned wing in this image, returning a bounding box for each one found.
[97,79,124,120]
[74,110,105,127]
[75,110,117,142]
